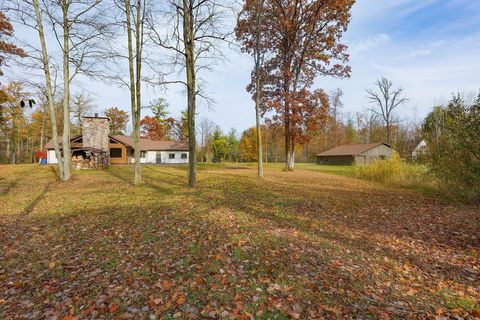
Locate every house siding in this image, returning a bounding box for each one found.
[130,151,189,164]
[159,151,189,164]
[359,144,394,164]
[109,143,127,164]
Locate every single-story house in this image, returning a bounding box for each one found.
[45,115,189,165]
[316,143,394,165]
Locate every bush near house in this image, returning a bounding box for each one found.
[353,153,429,190]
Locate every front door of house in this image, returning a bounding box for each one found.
[156,152,162,164]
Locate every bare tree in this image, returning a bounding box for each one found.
[71,92,95,133]
[198,117,215,162]
[31,0,65,179]
[366,77,408,144]
[148,0,232,187]
[236,0,267,177]
[11,0,110,180]
[329,88,343,147]
[122,0,147,184]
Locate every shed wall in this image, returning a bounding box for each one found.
[360,144,394,164]
[316,155,355,165]
[354,155,366,165]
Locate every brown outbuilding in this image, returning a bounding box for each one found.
[316,143,394,165]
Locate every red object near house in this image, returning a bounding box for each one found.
[36,151,47,160]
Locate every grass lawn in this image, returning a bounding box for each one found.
[0,164,479,319]
[198,162,354,176]
[294,163,354,176]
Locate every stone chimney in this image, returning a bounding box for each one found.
[82,114,110,151]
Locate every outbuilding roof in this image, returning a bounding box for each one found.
[45,135,189,151]
[317,143,391,156]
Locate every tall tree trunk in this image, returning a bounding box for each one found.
[16,128,20,163]
[386,120,390,144]
[285,115,295,170]
[255,74,263,177]
[61,0,72,181]
[254,0,264,178]
[133,0,143,184]
[33,0,64,179]
[184,0,196,187]
[40,110,46,150]
[6,140,10,161]
[284,109,289,169]
[11,138,16,164]
[125,0,142,184]
[287,135,294,170]
[11,116,16,164]
[264,126,268,163]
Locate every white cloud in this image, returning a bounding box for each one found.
[404,49,432,59]
[349,33,391,54]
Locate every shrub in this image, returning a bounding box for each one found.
[353,153,430,189]
[422,94,480,202]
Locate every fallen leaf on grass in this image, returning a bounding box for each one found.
[176,295,186,305]
[108,303,119,313]
[163,280,173,290]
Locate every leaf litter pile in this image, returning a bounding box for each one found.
[0,164,479,319]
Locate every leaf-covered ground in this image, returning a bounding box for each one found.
[1,164,479,319]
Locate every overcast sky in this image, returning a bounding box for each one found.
[7,0,480,134]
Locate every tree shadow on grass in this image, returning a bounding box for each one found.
[0,178,19,195]
[104,166,177,195]
[22,181,56,215]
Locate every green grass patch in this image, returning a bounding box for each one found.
[439,289,478,312]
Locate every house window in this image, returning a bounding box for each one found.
[181,153,187,159]
[140,151,146,158]
[110,148,122,158]
[169,153,175,159]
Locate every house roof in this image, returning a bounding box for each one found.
[317,143,391,156]
[44,135,81,149]
[45,135,189,151]
[111,135,189,151]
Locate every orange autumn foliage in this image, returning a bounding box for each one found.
[140,115,166,140]
[236,0,354,167]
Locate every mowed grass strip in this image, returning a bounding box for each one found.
[0,164,478,319]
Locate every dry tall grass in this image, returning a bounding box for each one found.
[353,153,430,189]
